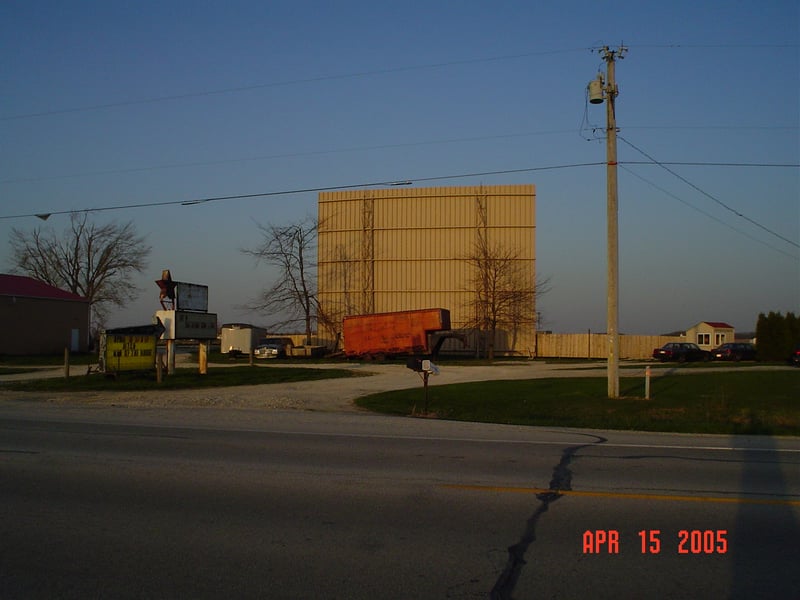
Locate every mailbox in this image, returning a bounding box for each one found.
[406,357,424,371]
[406,357,439,374]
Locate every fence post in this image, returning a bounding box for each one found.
[167,340,175,374]
[64,347,70,379]
[199,342,208,375]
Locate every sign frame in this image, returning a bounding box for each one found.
[155,310,218,340]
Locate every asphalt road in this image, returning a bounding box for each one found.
[1,404,799,599]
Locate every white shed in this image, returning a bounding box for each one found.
[686,321,735,350]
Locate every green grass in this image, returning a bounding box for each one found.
[2,365,362,392]
[4,355,797,436]
[0,353,96,366]
[0,367,41,376]
[355,370,800,436]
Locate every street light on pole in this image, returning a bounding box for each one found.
[588,45,626,398]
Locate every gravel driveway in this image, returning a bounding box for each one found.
[1,361,788,412]
[0,361,614,412]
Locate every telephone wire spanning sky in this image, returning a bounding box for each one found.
[1,1,797,334]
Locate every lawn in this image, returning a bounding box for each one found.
[355,370,800,436]
[3,355,798,436]
[1,365,363,392]
[0,367,41,376]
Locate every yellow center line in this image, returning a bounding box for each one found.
[441,484,800,506]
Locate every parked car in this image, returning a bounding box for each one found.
[790,344,800,367]
[710,342,757,362]
[652,342,710,362]
[253,337,294,359]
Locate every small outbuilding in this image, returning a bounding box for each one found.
[686,321,735,351]
[0,274,90,355]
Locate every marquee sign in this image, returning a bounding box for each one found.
[155,270,209,312]
[155,310,217,340]
[174,282,208,312]
[99,323,164,373]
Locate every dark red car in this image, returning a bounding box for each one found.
[790,344,800,367]
[652,342,710,362]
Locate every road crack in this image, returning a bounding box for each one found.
[490,434,607,599]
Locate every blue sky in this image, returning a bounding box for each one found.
[1,1,798,335]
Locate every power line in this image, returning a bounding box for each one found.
[617,43,799,50]
[620,165,797,259]
[0,162,605,221]
[5,43,795,122]
[2,135,795,186]
[0,48,586,121]
[3,155,796,254]
[623,161,799,168]
[0,129,577,185]
[624,125,798,131]
[580,122,798,143]
[4,155,796,260]
[619,136,800,250]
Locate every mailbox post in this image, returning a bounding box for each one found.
[406,357,440,415]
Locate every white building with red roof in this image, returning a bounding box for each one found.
[686,321,735,351]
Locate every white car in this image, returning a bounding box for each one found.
[253,338,293,359]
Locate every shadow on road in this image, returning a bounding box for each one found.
[730,435,800,597]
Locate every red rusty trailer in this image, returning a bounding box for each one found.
[343,308,460,359]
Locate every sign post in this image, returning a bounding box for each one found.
[199,342,208,375]
[154,270,216,376]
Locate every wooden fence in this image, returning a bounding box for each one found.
[280,331,683,360]
[534,333,684,360]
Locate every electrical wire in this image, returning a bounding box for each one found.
[0,162,605,221]
[0,48,587,121]
[613,43,799,50]
[0,130,576,185]
[3,131,795,186]
[5,43,794,122]
[618,135,799,250]
[623,161,799,168]
[3,155,796,259]
[620,165,797,260]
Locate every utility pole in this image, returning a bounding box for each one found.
[588,45,626,398]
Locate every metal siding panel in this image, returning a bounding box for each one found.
[318,185,536,353]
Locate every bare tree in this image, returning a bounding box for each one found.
[242,217,317,345]
[9,212,151,331]
[463,237,547,360]
[316,243,358,351]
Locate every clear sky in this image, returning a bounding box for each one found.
[2,1,798,335]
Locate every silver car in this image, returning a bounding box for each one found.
[253,338,293,359]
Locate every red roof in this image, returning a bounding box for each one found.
[703,321,734,329]
[0,274,88,302]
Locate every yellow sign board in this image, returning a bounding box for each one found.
[103,334,157,372]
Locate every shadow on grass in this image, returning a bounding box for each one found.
[2,366,363,393]
[356,371,800,436]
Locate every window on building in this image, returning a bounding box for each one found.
[697,333,710,345]
[715,333,726,346]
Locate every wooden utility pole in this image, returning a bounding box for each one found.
[591,45,626,398]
